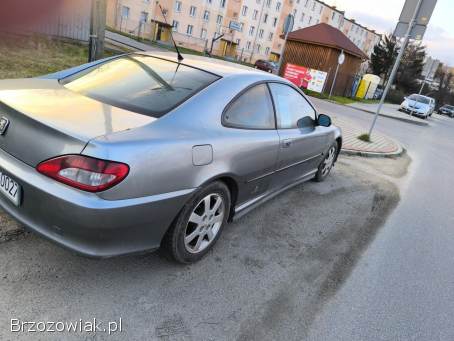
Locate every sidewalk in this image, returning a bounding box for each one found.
[347,102,429,126]
[332,114,403,157]
[105,30,164,52]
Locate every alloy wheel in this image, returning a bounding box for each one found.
[321,146,336,176]
[184,193,225,254]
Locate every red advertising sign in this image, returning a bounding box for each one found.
[283,63,312,89]
[283,63,328,93]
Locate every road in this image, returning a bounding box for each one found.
[307,98,454,340]
[0,98,452,340]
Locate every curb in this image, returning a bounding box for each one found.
[325,100,430,127]
[341,144,405,158]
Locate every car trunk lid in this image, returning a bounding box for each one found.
[0,79,155,166]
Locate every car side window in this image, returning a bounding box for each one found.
[268,83,316,129]
[223,84,275,130]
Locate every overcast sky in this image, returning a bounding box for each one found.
[326,0,453,65]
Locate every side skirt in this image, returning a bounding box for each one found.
[232,169,317,221]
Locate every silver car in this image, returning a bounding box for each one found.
[0,52,341,263]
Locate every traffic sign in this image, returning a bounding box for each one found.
[338,51,345,65]
[394,0,437,40]
[398,0,437,26]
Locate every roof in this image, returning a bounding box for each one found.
[285,23,368,60]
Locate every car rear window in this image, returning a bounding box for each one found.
[408,95,430,104]
[60,54,220,117]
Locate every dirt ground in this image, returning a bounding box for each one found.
[0,154,410,340]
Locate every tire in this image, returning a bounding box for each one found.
[314,143,338,182]
[162,181,231,264]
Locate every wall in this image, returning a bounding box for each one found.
[281,40,363,96]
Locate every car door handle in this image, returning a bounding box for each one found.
[282,139,293,148]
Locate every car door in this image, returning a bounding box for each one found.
[268,82,329,188]
[222,83,280,205]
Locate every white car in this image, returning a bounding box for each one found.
[399,94,435,119]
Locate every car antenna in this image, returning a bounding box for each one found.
[158,4,183,62]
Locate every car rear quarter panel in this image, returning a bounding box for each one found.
[83,74,279,200]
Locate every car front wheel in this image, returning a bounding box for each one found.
[314,143,338,182]
[163,181,231,263]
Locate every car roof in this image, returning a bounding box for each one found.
[140,51,275,78]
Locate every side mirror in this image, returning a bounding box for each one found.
[404,96,408,100]
[317,114,332,127]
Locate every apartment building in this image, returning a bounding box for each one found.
[106,0,381,64]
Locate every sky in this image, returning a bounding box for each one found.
[326,0,453,65]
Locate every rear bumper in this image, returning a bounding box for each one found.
[0,148,195,258]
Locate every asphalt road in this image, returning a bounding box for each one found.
[0,98,451,340]
[307,99,454,340]
[0,114,406,339]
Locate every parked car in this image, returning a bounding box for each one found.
[438,104,454,117]
[254,59,278,73]
[0,52,341,263]
[399,94,435,119]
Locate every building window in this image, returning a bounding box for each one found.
[276,2,281,11]
[305,0,310,7]
[175,1,182,12]
[259,29,264,38]
[189,6,196,17]
[121,6,129,19]
[266,0,271,8]
[201,28,207,39]
[220,0,226,8]
[257,44,261,53]
[187,24,193,35]
[332,12,336,21]
[249,26,255,36]
[172,20,179,32]
[140,11,148,23]
[246,41,251,50]
[308,16,312,25]
[236,38,241,45]
[253,10,258,20]
[242,6,248,16]
[263,14,268,23]
[265,47,270,55]
[268,32,273,41]
[300,13,305,22]
[273,17,278,27]
[312,2,316,11]
[203,10,210,21]
[319,5,323,14]
[216,15,223,24]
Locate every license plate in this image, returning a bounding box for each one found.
[0,171,21,206]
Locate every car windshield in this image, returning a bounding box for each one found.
[408,94,430,104]
[444,105,454,110]
[60,54,220,117]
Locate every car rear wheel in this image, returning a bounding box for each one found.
[314,143,338,182]
[163,181,230,264]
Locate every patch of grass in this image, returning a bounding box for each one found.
[357,133,372,143]
[303,89,382,105]
[0,33,119,79]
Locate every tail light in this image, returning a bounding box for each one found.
[36,155,129,192]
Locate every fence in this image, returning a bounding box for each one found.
[0,0,91,42]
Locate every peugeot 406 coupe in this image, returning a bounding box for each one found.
[0,52,341,263]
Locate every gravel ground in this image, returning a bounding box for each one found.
[0,155,408,340]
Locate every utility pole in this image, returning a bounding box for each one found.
[329,50,345,98]
[88,0,107,62]
[368,0,424,137]
[419,58,435,95]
